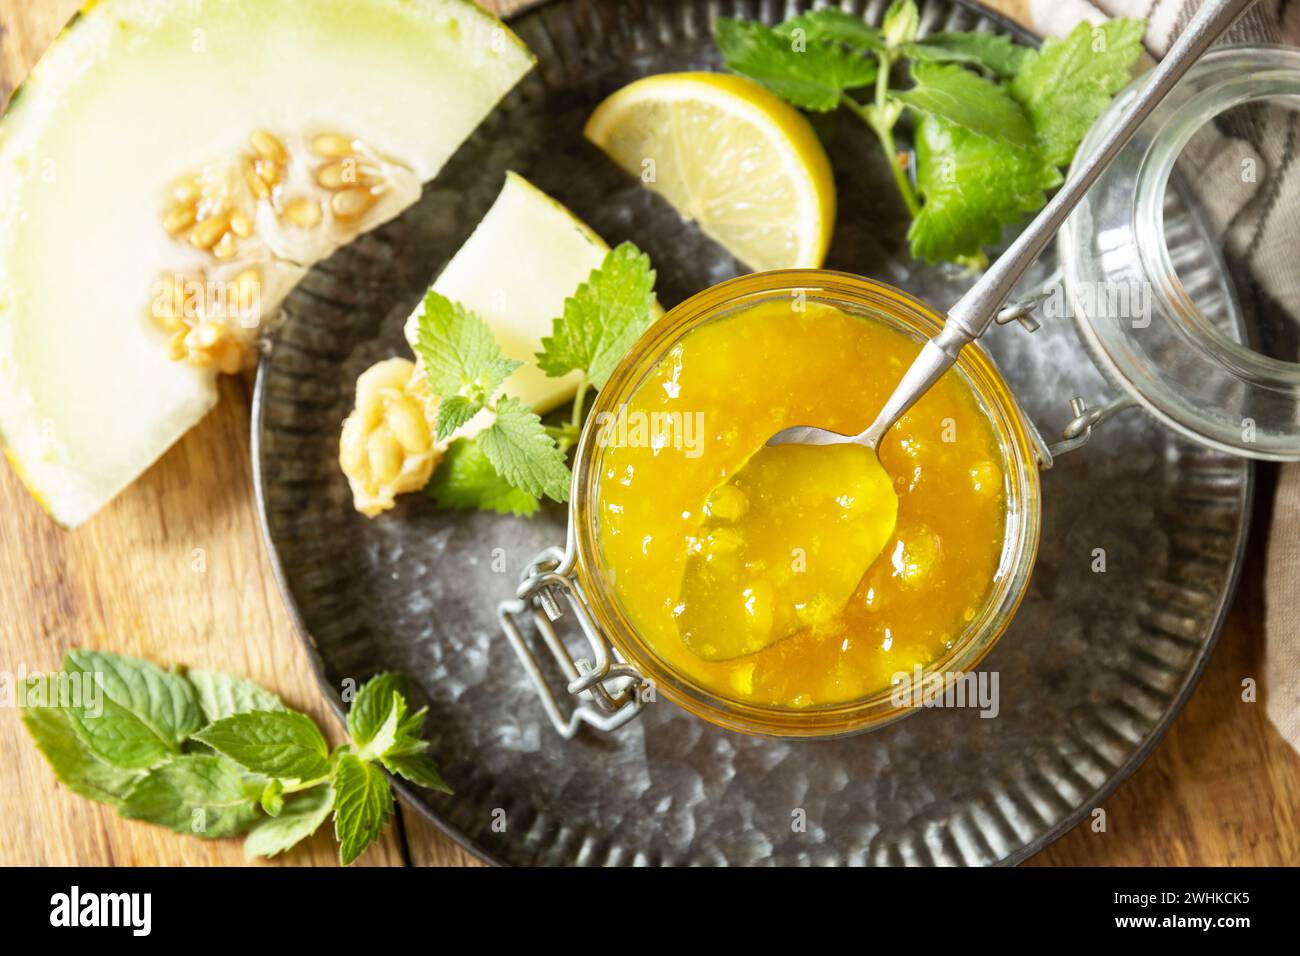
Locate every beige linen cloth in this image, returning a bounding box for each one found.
[1023,0,1300,749]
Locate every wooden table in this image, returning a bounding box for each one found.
[1,0,1297,868]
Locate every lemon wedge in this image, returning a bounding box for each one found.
[584,72,835,271]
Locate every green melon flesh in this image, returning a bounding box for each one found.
[0,0,534,526]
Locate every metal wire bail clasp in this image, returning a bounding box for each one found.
[497,544,647,738]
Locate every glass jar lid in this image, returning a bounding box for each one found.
[1059,45,1300,460]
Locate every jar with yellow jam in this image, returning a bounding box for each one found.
[507,272,1044,738]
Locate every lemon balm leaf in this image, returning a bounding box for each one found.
[424,438,540,517]
[414,291,522,399]
[1010,19,1146,165]
[907,113,1061,264]
[904,32,1028,79]
[435,394,482,441]
[896,62,1035,148]
[713,16,877,112]
[477,398,572,503]
[536,242,657,390]
[773,9,882,51]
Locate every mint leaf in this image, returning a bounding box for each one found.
[63,650,201,770]
[1010,19,1146,165]
[904,32,1028,79]
[346,673,411,748]
[187,669,286,723]
[895,62,1035,148]
[120,754,261,838]
[244,784,335,860]
[194,710,331,781]
[435,394,483,441]
[536,242,657,390]
[332,753,394,866]
[413,291,521,399]
[908,113,1060,263]
[424,437,540,517]
[774,10,881,51]
[395,702,431,749]
[357,697,403,761]
[478,397,571,502]
[21,677,144,805]
[714,16,877,112]
[382,752,452,794]
[882,0,920,48]
[260,779,285,817]
[366,693,438,755]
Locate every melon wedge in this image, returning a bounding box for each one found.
[0,0,534,527]
[404,171,613,422]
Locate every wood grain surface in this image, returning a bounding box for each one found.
[0,0,1296,869]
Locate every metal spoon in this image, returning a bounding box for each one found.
[769,0,1254,454]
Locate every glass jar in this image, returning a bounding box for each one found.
[501,271,1044,738]
[1060,45,1300,460]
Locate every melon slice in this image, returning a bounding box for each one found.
[0,0,534,527]
[404,171,614,420]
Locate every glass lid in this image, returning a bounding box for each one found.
[1059,45,1300,461]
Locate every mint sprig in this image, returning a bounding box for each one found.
[415,240,657,515]
[714,2,1146,264]
[21,651,451,865]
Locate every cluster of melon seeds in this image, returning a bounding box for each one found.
[339,357,443,517]
[309,132,390,222]
[152,269,262,374]
[150,128,396,373]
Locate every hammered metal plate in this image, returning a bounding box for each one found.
[253,0,1252,865]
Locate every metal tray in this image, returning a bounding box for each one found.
[253,0,1252,865]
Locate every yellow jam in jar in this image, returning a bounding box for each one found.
[593,297,1009,708]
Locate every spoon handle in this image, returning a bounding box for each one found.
[947,0,1254,341]
[858,0,1254,449]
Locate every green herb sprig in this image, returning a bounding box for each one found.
[22,651,449,865]
[419,240,657,516]
[714,2,1146,266]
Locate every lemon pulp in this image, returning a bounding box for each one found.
[676,443,897,660]
[595,299,1008,707]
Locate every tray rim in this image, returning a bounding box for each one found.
[251,0,1256,867]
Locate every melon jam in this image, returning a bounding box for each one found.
[576,273,1042,736]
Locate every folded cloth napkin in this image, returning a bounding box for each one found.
[1021,0,1300,751]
